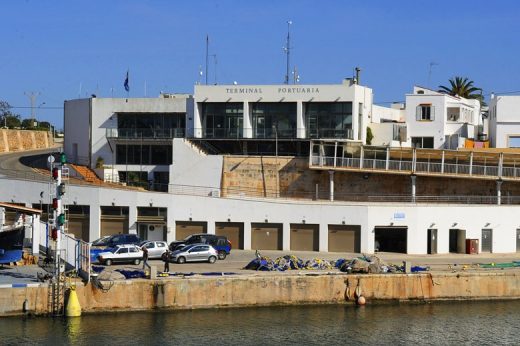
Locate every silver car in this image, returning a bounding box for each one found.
[139,240,169,259]
[170,243,218,264]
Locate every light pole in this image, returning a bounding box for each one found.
[272,124,279,198]
[37,102,45,128]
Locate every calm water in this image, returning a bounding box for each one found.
[1,301,519,345]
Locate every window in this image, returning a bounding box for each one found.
[411,137,434,149]
[305,102,353,139]
[129,247,138,253]
[447,107,460,122]
[416,104,434,121]
[145,242,155,249]
[157,242,166,248]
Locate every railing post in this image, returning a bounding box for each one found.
[360,146,364,169]
[412,148,417,173]
[386,147,390,170]
[334,141,338,168]
[469,152,473,175]
[497,179,502,205]
[498,152,503,178]
[441,150,445,173]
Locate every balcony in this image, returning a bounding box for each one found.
[307,128,354,140]
[106,128,185,139]
[310,140,520,181]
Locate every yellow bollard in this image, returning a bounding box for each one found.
[66,285,82,317]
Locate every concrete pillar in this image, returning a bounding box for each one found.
[32,214,41,256]
[319,222,328,252]
[329,171,335,202]
[296,101,305,138]
[166,207,175,244]
[497,179,502,205]
[207,221,215,235]
[243,101,252,138]
[411,175,417,203]
[89,205,101,242]
[282,222,290,251]
[243,222,252,250]
[352,101,359,141]
[128,206,138,235]
[194,103,203,138]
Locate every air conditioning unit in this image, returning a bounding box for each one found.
[147,224,164,232]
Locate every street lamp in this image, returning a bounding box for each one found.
[36,102,46,128]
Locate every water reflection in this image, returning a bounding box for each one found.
[1,301,520,345]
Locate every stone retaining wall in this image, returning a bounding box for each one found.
[0,129,53,153]
[2,271,520,316]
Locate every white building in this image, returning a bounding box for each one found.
[488,95,520,148]
[64,95,193,190]
[405,86,481,149]
[193,79,374,143]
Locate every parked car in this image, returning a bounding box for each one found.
[90,234,141,263]
[167,243,218,264]
[139,240,168,259]
[169,234,232,260]
[97,244,143,266]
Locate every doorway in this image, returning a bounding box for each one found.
[517,229,520,252]
[449,229,466,253]
[481,229,492,253]
[427,229,437,254]
[374,227,407,253]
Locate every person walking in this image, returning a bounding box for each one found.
[142,246,151,272]
[162,249,171,273]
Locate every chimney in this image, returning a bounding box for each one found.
[355,67,361,85]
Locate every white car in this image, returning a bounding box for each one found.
[98,244,144,266]
[139,240,168,259]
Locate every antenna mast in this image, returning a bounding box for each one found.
[284,20,292,84]
[205,35,209,85]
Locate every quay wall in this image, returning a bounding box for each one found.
[2,271,520,316]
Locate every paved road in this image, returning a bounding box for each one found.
[0,147,60,181]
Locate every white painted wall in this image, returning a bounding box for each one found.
[489,95,520,148]
[1,177,518,254]
[169,138,223,189]
[64,99,91,165]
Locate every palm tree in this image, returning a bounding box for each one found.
[438,76,483,102]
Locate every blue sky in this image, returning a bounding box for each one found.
[1,0,519,128]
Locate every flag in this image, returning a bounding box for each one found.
[124,70,129,92]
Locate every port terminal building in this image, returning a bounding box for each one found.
[2,80,520,255]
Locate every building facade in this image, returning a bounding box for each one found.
[405,86,481,149]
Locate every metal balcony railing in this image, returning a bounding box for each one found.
[307,128,354,140]
[106,128,185,139]
[309,140,520,181]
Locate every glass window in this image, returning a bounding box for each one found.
[129,247,138,253]
[202,103,243,138]
[157,242,166,248]
[305,102,352,139]
[251,102,296,138]
[145,242,155,249]
[117,113,185,138]
[416,105,435,121]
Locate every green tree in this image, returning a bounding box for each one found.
[438,76,484,105]
[366,126,374,145]
[0,100,21,128]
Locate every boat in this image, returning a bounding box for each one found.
[0,225,24,264]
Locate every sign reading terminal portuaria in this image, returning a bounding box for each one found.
[225,87,320,94]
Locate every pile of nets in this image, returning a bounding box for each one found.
[336,255,429,274]
[245,255,334,271]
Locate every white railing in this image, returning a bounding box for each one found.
[309,142,520,181]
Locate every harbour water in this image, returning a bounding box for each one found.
[1,301,519,345]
